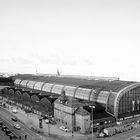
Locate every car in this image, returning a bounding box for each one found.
[59,126,71,132]
[2,125,7,132]
[0,121,3,127]
[49,119,56,125]
[12,108,17,113]
[41,114,49,119]
[50,120,56,125]
[4,128,10,133]
[44,119,50,124]
[9,133,17,139]
[24,109,32,113]
[14,124,21,129]
[5,130,12,136]
[11,117,18,122]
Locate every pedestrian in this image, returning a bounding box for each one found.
[25,135,27,139]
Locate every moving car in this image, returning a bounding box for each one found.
[44,119,50,124]
[9,133,17,140]
[0,121,3,127]
[5,130,12,136]
[11,117,18,122]
[14,124,21,129]
[59,126,71,132]
[12,108,18,113]
[2,125,7,132]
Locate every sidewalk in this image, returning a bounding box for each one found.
[5,103,94,140]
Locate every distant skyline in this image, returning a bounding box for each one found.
[0,0,140,81]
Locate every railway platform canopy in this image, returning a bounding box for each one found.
[12,74,140,119]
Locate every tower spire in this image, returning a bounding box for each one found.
[57,68,60,76]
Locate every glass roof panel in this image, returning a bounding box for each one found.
[34,82,44,90]
[51,84,65,94]
[64,86,76,97]
[26,81,36,89]
[89,90,97,101]
[20,80,29,87]
[75,88,91,100]
[42,83,54,92]
[14,79,21,85]
[96,94,109,104]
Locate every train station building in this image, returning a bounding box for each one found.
[2,74,140,134]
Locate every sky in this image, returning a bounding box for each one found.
[0,0,140,81]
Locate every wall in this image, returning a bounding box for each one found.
[54,102,76,129]
[75,114,90,134]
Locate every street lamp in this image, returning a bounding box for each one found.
[89,105,95,139]
[71,113,74,140]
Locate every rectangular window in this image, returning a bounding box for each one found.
[137,100,139,110]
[132,100,135,111]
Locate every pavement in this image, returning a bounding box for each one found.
[3,101,94,140]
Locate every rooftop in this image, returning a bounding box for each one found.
[12,74,138,92]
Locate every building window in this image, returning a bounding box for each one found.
[132,100,135,111]
[137,100,139,110]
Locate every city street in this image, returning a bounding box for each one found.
[2,101,140,140]
[0,106,46,140]
[4,104,140,140]
[0,102,67,140]
[2,95,140,140]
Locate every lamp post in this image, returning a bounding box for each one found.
[71,112,74,140]
[89,105,95,139]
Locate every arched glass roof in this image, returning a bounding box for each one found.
[75,88,92,100]
[64,86,76,97]
[14,79,22,86]
[42,83,54,92]
[26,80,36,89]
[96,91,110,104]
[20,80,29,87]
[34,82,44,90]
[51,84,65,94]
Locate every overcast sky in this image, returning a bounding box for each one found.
[0,0,140,81]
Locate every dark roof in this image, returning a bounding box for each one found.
[76,107,90,116]
[13,74,137,92]
[55,96,81,108]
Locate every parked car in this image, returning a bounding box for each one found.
[14,124,21,129]
[24,109,32,113]
[59,126,71,132]
[50,120,56,125]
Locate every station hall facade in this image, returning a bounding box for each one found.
[5,74,140,134]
